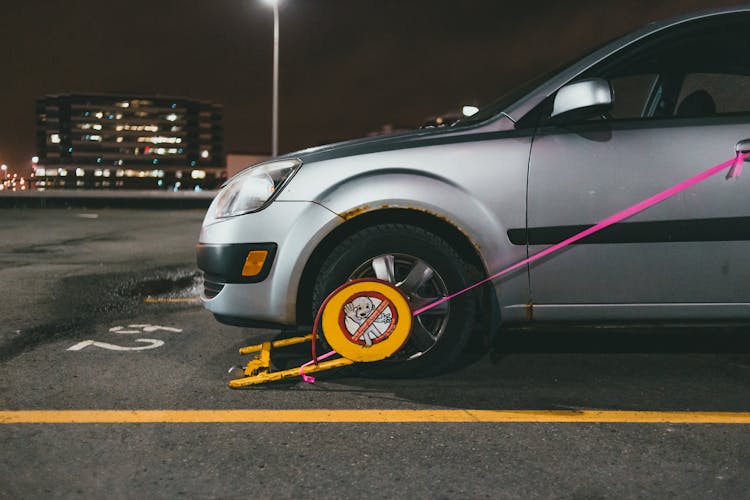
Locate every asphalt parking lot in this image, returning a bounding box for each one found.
[1,208,749,498]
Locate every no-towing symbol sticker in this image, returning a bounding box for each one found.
[340,291,398,346]
[321,279,412,362]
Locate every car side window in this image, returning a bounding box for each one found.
[676,73,750,116]
[582,12,750,121]
[608,74,659,119]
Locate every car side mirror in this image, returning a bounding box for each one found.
[550,78,613,123]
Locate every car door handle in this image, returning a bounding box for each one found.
[737,139,750,158]
[727,139,750,179]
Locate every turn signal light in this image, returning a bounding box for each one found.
[241,250,269,277]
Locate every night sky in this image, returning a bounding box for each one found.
[0,0,740,176]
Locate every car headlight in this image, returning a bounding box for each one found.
[209,158,302,220]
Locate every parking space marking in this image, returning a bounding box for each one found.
[66,339,164,351]
[2,410,750,424]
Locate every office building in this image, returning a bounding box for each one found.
[35,93,224,190]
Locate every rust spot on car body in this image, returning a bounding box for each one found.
[339,205,371,220]
[407,205,483,253]
[337,204,483,257]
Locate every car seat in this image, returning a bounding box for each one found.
[675,89,716,117]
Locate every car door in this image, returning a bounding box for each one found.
[525,13,750,322]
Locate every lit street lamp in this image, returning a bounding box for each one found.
[264,0,280,157]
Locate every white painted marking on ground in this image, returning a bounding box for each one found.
[67,339,164,351]
[109,326,140,334]
[109,324,183,334]
[141,325,182,333]
[75,213,99,219]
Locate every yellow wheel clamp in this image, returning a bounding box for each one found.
[229,279,413,388]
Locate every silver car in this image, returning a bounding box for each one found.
[197,6,750,374]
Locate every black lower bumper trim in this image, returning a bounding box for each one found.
[196,242,277,284]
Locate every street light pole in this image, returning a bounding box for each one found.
[270,0,279,157]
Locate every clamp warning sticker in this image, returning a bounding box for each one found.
[321,279,413,362]
[341,291,397,346]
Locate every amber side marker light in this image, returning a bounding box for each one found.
[242,250,269,277]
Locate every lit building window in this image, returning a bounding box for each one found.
[200,150,209,159]
[191,170,206,179]
[76,168,85,177]
[166,113,178,122]
[50,134,61,143]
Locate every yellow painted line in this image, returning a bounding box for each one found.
[143,297,200,303]
[1,410,750,424]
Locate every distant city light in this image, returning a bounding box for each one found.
[50,134,61,143]
[462,105,479,117]
[200,150,210,159]
[1,164,7,171]
[166,113,178,121]
[32,156,39,164]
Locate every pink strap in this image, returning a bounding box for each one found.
[300,349,337,383]
[413,153,747,317]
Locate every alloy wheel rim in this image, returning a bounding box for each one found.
[348,253,450,360]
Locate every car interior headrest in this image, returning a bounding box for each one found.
[676,89,716,117]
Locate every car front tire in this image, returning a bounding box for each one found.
[312,223,482,376]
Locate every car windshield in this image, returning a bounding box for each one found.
[453,68,562,126]
[454,32,628,127]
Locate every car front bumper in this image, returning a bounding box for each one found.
[197,200,342,327]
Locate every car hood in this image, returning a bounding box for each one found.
[280,124,485,165]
